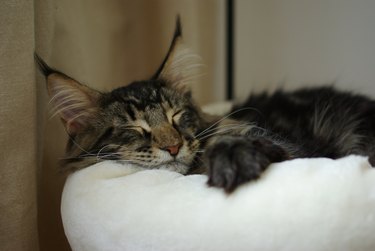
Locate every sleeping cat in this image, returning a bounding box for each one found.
[36,18,375,192]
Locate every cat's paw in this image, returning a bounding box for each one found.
[205,136,276,193]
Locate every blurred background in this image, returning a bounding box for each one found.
[235,0,375,99]
[1,0,375,250]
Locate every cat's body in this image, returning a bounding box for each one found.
[36,18,375,192]
[231,87,375,161]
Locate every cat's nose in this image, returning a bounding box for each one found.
[163,144,181,156]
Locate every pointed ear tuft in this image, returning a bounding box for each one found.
[47,73,101,135]
[174,15,182,39]
[35,53,60,77]
[153,16,203,92]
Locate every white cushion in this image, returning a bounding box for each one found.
[61,155,375,251]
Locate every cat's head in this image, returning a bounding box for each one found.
[36,17,209,173]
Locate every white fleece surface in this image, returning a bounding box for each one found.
[61,155,375,251]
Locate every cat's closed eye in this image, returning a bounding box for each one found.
[124,126,147,135]
[120,127,147,142]
[171,110,184,124]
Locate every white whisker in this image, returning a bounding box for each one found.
[194,150,205,153]
[197,124,254,141]
[196,123,254,138]
[66,134,91,155]
[96,145,113,162]
[194,107,262,139]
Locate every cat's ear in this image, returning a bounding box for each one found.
[35,54,101,135]
[153,16,203,92]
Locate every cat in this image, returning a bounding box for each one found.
[36,17,375,193]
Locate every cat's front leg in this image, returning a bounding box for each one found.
[205,135,290,193]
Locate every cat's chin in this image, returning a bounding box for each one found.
[158,161,190,174]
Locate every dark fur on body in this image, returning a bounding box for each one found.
[36,18,375,192]
[207,87,375,191]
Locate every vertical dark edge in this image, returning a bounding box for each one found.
[226,0,235,100]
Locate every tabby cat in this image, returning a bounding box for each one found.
[36,18,375,192]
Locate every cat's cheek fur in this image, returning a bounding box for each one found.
[157,139,199,174]
[160,162,190,174]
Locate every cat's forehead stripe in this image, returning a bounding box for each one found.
[125,103,136,121]
[133,120,151,132]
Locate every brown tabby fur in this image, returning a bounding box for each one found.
[36,17,375,192]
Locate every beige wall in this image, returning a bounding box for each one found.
[0,1,39,250]
[235,0,375,100]
[36,1,225,250]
